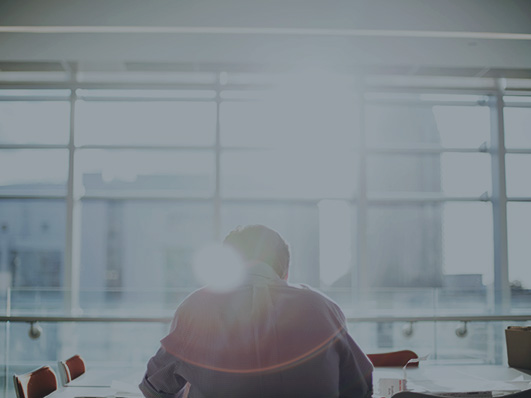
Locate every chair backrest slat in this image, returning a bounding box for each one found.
[57,361,71,386]
[64,355,85,381]
[367,350,419,367]
[13,366,58,398]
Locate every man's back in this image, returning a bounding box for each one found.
[151,263,373,398]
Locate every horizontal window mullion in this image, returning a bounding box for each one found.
[0,195,491,204]
[366,146,487,154]
[507,197,531,202]
[77,96,216,102]
[0,82,269,91]
[506,148,531,154]
[367,194,490,204]
[364,86,496,97]
[364,99,487,107]
[75,144,216,151]
[0,194,66,200]
[503,102,531,108]
[220,197,356,205]
[0,96,70,101]
[80,194,215,201]
[0,144,68,149]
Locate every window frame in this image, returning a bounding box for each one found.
[0,75,527,321]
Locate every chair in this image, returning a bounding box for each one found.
[13,366,58,398]
[367,350,419,367]
[57,355,86,386]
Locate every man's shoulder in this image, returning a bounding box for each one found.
[284,283,345,316]
[175,286,212,309]
[286,282,335,301]
[175,283,344,320]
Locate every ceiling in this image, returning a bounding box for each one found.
[0,0,531,73]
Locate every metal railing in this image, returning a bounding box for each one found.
[1,314,531,324]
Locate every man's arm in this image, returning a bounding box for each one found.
[139,347,188,398]
[338,331,374,398]
[328,303,373,398]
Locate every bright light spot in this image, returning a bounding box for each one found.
[193,244,246,292]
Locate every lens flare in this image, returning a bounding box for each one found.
[193,244,245,292]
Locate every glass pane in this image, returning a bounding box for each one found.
[80,200,214,313]
[0,150,68,195]
[221,202,320,287]
[441,202,494,287]
[432,106,490,147]
[318,200,355,289]
[348,320,435,356]
[367,153,490,195]
[8,321,61,368]
[430,321,500,362]
[367,203,493,289]
[221,149,357,199]
[504,107,531,149]
[0,101,70,144]
[506,154,531,197]
[0,200,66,290]
[76,100,216,146]
[75,149,215,197]
[507,203,531,290]
[441,153,490,195]
[366,104,489,147]
[4,321,162,386]
[221,94,358,148]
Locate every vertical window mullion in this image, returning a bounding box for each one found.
[214,83,222,240]
[64,86,81,313]
[356,88,369,292]
[489,80,510,364]
[490,82,510,311]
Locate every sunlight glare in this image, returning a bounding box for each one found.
[193,244,246,292]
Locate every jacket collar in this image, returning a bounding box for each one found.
[246,262,285,286]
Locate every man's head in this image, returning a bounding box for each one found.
[223,225,290,279]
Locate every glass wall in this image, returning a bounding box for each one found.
[0,74,530,388]
[504,96,531,310]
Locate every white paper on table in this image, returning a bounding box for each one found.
[431,391,493,398]
[504,378,531,391]
[429,379,525,394]
[403,354,430,380]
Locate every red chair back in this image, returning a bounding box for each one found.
[367,350,419,367]
[13,366,58,398]
[64,355,86,381]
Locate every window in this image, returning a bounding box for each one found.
[0,90,69,301]
[504,97,531,298]
[1,73,529,366]
[76,94,216,147]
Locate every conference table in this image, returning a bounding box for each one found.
[376,364,531,396]
[64,367,145,388]
[46,363,531,398]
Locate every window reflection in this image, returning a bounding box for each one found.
[0,100,70,145]
[76,100,216,146]
[75,150,215,198]
[0,150,68,195]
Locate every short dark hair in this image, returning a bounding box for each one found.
[223,225,290,278]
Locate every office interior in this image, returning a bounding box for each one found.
[0,0,531,397]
